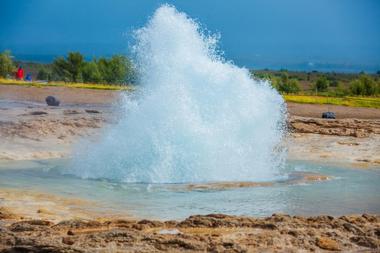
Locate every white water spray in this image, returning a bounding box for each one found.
[69,5,287,183]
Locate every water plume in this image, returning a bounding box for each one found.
[68,5,287,183]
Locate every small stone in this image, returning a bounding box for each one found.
[316,237,341,251]
[322,112,336,119]
[29,111,48,115]
[85,109,100,114]
[62,237,75,245]
[45,96,60,106]
[158,229,181,235]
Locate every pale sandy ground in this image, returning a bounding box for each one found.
[0,85,379,172]
[1,85,379,167]
[288,133,380,168]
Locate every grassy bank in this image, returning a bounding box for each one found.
[0,78,132,91]
[284,95,380,109]
[1,78,379,109]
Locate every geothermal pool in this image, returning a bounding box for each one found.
[1,6,378,221]
[0,160,379,220]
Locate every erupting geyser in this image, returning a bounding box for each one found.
[68,5,287,183]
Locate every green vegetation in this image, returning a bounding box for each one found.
[36,67,51,80]
[252,69,380,97]
[271,72,300,94]
[2,50,380,109]
[284,95,380,109]
[0,78,132,91]
[0,51,15,78]
[349,75,379,96]
[50,52,136,84]
[315,76,329,91]
[0,50,136,85]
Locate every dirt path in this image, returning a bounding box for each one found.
[0,84,120,105]
[287,102,380,119]
[1,84,379,119]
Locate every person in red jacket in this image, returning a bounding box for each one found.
[15,66,24,80]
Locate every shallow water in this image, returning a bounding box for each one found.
[0,160,379,220]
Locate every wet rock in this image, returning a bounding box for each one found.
[45,96,60,106]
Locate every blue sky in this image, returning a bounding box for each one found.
[1,0,379,71]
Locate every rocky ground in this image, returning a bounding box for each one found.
[1,85,380,252]
[1,101,379,167]
[0,209,379,252]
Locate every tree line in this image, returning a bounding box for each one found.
[1,50,379,95]
[252,70,380,96]
[0,50,136,85]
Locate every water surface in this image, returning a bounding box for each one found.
[0,160,379,220]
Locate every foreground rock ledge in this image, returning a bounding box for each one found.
[1,212,379,252]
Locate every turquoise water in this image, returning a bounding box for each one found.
[0,160,379,220]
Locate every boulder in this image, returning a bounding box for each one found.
[45,96,60,106]
[322,111,336,119]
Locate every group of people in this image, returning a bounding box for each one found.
[15,66,32,81]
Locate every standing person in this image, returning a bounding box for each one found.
[25,73,32,81]
[15,66,24,80]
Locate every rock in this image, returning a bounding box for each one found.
[63,110,81,115]
[159,229,181,235]
[45,96,60,106]
[316,237,341,251]
[289,116,380,137]
[85,109,100,114]
[350,236,378,248]
[137,219,164,228]
[62,237,75,245]
[322,112,336,119]
[0,207,17,220]
[1,214,379,252]
[29,111,48,115]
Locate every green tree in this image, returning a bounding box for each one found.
[0,50,15,78]
[277,73,300,93]
[315,76,329,91]
[36,67,51,80]
[350,75,378,96]
[52,52,84,82]
[334,82,348,97]
[52,57,71,82]
[359,75,377,96]
[98,55,135,84]
[350,79,364,95]
[82,61,103,83]
[66,52,84,82]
